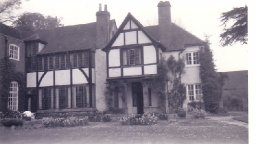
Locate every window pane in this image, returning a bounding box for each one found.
[38,57,43,71]
[187,85,194,101]
[59,87,68,109]
[60,54,66,69]
[135,48,141,65]
[148,88,152,106]
[186,53,192,65]
[193,52,200,64]
[42,88,51,110]
[73,53,78,68]
[44,57,48,71]
[55,56,60,69]
[129,49,135,65]
[78,53,83,67]
[122,50,127,65]
[49,56,54,70]
[8,81,18,111]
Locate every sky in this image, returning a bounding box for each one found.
[18,0,248,72]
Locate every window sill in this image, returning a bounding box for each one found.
[9,57,20,61]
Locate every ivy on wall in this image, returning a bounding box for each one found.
[152,56,186,113]
[0,57,26,112]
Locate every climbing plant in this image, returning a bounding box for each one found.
[152,56,186,113]
[166,56,186,112]
[0,57,26,112]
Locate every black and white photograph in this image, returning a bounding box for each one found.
[0,0,250,143]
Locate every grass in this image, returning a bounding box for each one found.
[0,118,248,144]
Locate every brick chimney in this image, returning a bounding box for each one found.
[158,1,171,48]
[96,4,110,49]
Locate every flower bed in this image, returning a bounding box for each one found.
[42,116,89,128]
[120,113,158,125]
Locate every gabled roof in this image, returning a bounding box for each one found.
[103,13,204,52]
[0,23,21,39]
[103,13,166,51]
[144,24,205,51]
[22,20,116,54]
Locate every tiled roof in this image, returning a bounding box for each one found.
[23,20,116,54]
[144,24,205,51]
[0,23,21,39]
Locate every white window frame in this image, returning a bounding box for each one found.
[185,51,199,66]
[187,84,203,101]
[9,44,20,61]
[8,81,19,111]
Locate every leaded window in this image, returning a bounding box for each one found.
[9,44,20,61]
[8,81,18,111]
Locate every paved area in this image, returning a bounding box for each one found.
[208,116,248,128]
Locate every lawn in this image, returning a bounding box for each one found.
[0,118,248,144]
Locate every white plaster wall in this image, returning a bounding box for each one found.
[55,70,70,85]
[109,49,120,67]
[143,45,156,64]
[26,72,36,87]
[72,69,88,84]
[130,21,138,29]
[40,71,53,87]
[181,66,201,84]
[109,68,121,77]
[144,65,157,75]
[123,21,130,30]
[112,33,124,46]
[123,67,142,76]
[138,31,151,44]
[125,31,137,45]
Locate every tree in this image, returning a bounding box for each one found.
[13,12,63,31]
[0,0,22,23]
[199,43,222,113]
[220,6,248,46]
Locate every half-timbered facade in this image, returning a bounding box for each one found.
[1,1,205,115]
[103,1,205,114]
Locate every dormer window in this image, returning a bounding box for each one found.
[9,44,20,61]
[122,48,141,66]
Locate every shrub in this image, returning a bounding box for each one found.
[1,118,23,127]
[42,116,88,128]
[108,108,125,114]
[177,108,186,118]
[190,108,206,119]
[217,107,228,115]
[120,113,158,125]
[154,113,168,120]
[2,110,23,119]
[102,114,112,122]
[188,101,204,112]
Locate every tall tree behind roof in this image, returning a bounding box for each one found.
[13,12,63,31]
[0,0,22,24]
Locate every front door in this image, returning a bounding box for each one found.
[132,82,144,114]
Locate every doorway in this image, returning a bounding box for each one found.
[132,82,144,114]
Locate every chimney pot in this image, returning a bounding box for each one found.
[99,4,102,11]
[104,4,107,11]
